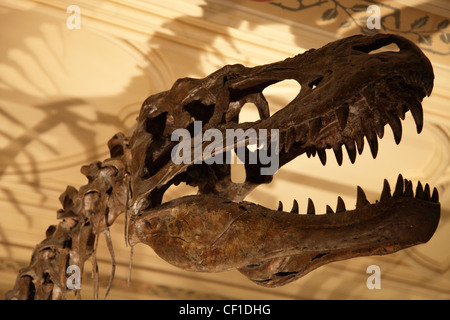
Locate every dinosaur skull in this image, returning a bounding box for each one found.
[127,34,439,287]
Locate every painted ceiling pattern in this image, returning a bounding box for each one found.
[248,0,450,60]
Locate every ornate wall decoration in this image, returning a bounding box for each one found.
[249,0,450,60]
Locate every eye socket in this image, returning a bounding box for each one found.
[309,76,323,90]
[184,100,215,123]
[145,112,167,136]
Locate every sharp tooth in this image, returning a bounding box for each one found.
[306,149,312,158]
[356,186,370,208]
[431,187,439,203]
[344,141,357,164]
[318,149,327,166]
[409,100,423,134]
[404,180,413,197]
[398,105,407,120]
[388,117,402,145]
[424,183,431,201]
[335,103,349,131]
[375,121,385,139]
[290,199,299,213]
[415,181,424,199]
[380,179,391,201]
[278,201,283,211]
[356,134,364,155]
[326,205,334,214]
[334,145,343,166]
[307,198,315,215]
[367,132,378,158]
[309,118,322,141]
[336,196,346,213]
[393,174,404,197]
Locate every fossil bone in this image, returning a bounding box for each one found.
[6,34,440,298]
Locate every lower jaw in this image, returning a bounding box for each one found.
[129,183,439,286]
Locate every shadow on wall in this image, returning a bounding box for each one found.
[0,9,148,250]
[1,0,448,298]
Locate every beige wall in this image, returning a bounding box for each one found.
[0,0,449,299]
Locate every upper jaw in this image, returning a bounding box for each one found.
[234,35,434,169]
[129,34,434,209]
[251,65,432,169]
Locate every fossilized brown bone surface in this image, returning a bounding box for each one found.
[6,34,440,299]
[5,133,131,300]
[129,187,439,287]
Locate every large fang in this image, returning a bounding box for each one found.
[409,100,424,133]
[388,116,402,145]
[432,187,439,202]
[380,179,391,201]
[416,181,424,199]
[278,201,283,211]
[375,121,385,139]
[356,135,364,155]
[336,196,346,213]
[356,186,370,208]
[335,103,349,131]
[393,174,404,197]
[318,149,327,166]
[291,200,299,213]
[424,184,431,201]
[333,145,343,166]
[404,179,413,197]
[367,132,378,158]
[307,198,315,215]
[344,141,356,164]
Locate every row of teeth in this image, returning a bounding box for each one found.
[278,93,423,167]
[277,174,439,215]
